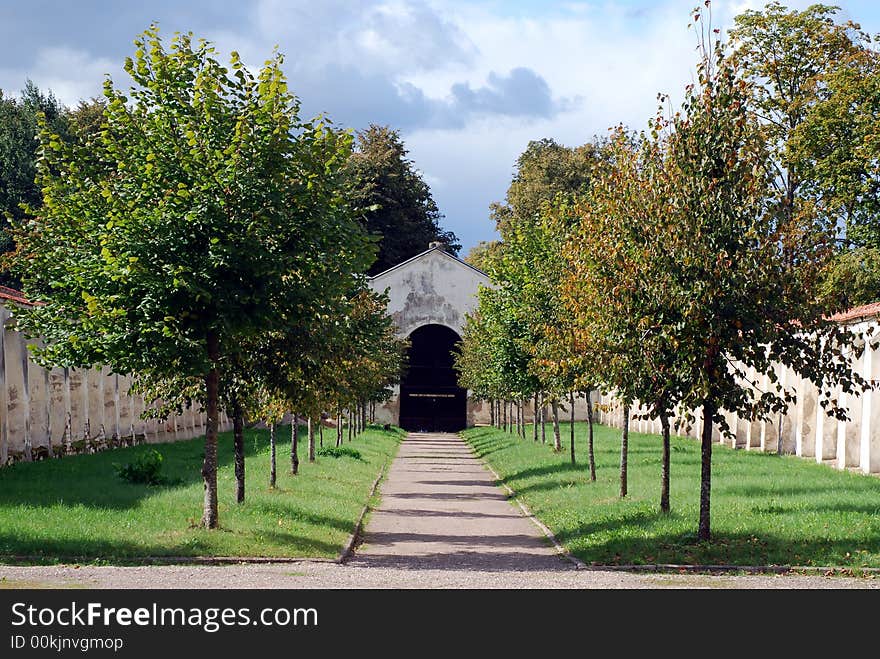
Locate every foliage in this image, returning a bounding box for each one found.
[731,2,879,304]
[316,446,362,460]
[0,82,69,285]
[344,124,460,275]
[462,240,500,272]
[789,45,880,263]
[820,247,880,309]
[114,449,166,485]
[456,137,603,409]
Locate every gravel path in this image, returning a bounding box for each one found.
[0,433,876,589]
[349,432,567,570]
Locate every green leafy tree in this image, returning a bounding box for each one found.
[730,2,878,306]
[6,28,370,529]
[0,81,69,285]
[789,46,880,304]
[345,124,460,274]
[729,2,866,226]
[651,20,864,540]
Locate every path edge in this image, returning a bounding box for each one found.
[336,455,392,564]
[463,435,587,570]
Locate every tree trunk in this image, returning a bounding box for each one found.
[269,421,277,488]
[233,402,245,503]
[336,411,342,447]
[540,393,547,444]
[319,418,324,448]
[308,416,316,462]
[551,399,561,451]
[290,415,299,475]
[362,400,368,432]
[201,332,220,529]
[776,413,783,456]
[533,394,539,442]
[586,391,596,482]
[516,399,522,438]
[698,401,715,542]
[569,391,576,464]
[660,412,670,513]
[348,409,353,442]
[620,405,629,498]
[489,398,495,427]
[503,400,508,433]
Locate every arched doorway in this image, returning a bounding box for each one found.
[399,324,467,432]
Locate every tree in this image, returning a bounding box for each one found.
[788,46,880,304]
[562,130,684,511]
[345,124,460,275]
[6,27,370,529]
[0,82,69,286]
[652,18,864,540]
[729,2,866,227]
[731,3,877,305]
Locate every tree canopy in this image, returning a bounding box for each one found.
[344,124,460,275]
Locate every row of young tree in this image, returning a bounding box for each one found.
[456,2,879,541]
[0,28,457,529]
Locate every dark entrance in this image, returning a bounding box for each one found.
[399,324,467,432]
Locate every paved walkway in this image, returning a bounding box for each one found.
[350,432,570,571]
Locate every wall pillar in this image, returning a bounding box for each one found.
[0,308,8,465]
[796,377,817,458]
[863,340,880,473]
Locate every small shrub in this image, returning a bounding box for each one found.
[114,449,165,485]
[316,446,362,460]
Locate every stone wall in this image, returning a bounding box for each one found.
[592,315,880,476]
[0,303,231,466]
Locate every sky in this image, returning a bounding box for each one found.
[2,0,879,255]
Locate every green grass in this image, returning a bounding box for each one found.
[0,424,403,563]
[462,423,880,567]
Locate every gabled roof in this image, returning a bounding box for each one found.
[368,246,490,281]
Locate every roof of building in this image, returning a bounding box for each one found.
[368,245,490,281]
[0,285,30,306]
[830,301,880,324]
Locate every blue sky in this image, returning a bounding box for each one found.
[2,1,879,254]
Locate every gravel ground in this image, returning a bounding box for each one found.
[0,562,876,589]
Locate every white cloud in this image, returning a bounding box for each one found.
[0,47,119,106]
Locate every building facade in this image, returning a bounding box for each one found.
[368,244,492,431]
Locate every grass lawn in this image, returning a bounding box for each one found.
[0,424,403,563]
[462,423,880,567]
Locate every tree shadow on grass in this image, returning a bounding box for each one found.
[247,501,355,534]
[0,426,316,513]
[0,521,345,564]
[0,429,248,512]
[565,528,880,567]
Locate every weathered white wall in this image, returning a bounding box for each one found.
[369,247,491,337]
[593,316,880,476]
[0,303,231,465]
